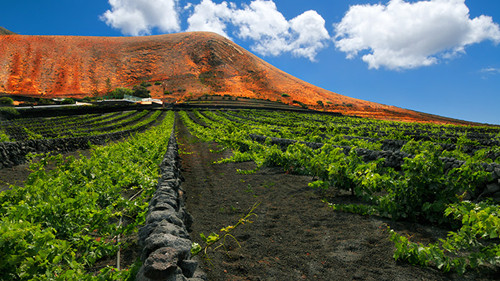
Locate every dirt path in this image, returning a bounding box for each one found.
[176,117,497,281]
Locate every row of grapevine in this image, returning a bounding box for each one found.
[0,110,166,169]
[179,109,500,274]
[211,110,500,161]
[0,111,175,280]
[0,110,162,142]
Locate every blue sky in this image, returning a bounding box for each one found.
[1,0,499,124]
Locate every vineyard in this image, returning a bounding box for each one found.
[0,108,175,280]
[0,110,164,169]
[0,110,164,142]
[179,109,500,279]
[0,107,499,280]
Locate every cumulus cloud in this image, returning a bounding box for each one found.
[101,0,181,36]
[288,10,330,60]
[186,0,233,37]
[101,0,329,60]
[231,0,289,41]
[334,0,500,70]
[186,0,330,61]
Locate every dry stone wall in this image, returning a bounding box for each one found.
[137,126,206,281]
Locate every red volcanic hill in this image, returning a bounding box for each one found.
[0,31,475,125]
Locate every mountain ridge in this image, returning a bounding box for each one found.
[0,31,480,125]
[0,26,16,35]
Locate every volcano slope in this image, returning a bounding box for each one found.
[0,31,477,125]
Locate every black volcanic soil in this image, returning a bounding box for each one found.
[177,118,498,281]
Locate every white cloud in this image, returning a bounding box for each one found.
[480,67,500,79]
[231,0,289,42]
[101,0,181,36]
[186,0,330,61]
[101,0,329,60]
[481,67,500,75]
[288,10,330,61]
[334,0,500,70]
[186,0,233,37]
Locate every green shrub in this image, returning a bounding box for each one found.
[61,98,75,104]
[281,93,290,98]
[37,98,55,105]
[0,97,13,106]
[133,84,151,98]
[140,81,152,87]
[292,100,308,109]
[107,87,133,99]
[0,107,19,117]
